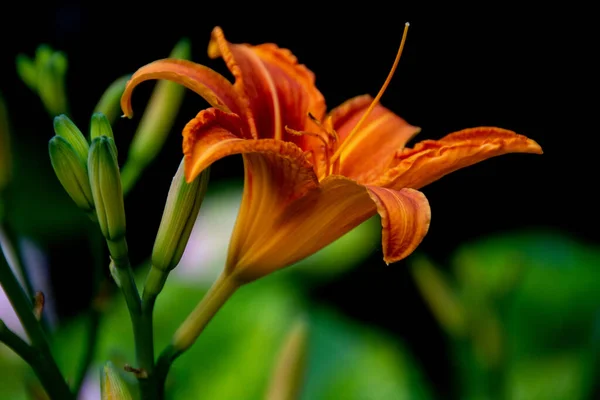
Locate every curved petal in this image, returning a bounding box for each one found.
[208,27,326,142]
[227,176,375,282]
[228,175,431,282]
[120,58,247,122]
[366,186,431,264]
[376,127,543,190]
[182,108,315,184]
[327,95,421,183]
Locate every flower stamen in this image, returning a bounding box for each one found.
[307,112,343,176]
[285,125,331,179]
[330,22,410,164]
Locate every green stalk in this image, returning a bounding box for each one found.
[154,273,239,394]
[0,222,35,301]
[108,240,157,399]
[0,250,73,399]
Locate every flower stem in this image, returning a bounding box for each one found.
[0,249,73,399]
[142,266,169,306]
[110,253,154,367]
[108,240,158,399]
[0,318,33,360]
[0,319,72,399]
[154,273,239,393]
[0,222,35,301]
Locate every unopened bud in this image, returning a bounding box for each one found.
[53,114,89,164]
[16,54,37,91]
[152,161,209,272]
[266,318,309,400]
[90,112,114,141]
[410,256,466,337]
[16,45,69,117]
[101,361,133,400]
[88,136,126,242]
[37,49,69,117]
[49,136,94,212]
[143,162,209,298]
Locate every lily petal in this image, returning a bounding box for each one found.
[366,186,431,264]
[328,95,421,183]
[376,127,543,190]
[208,27,326,142]
[120,58,245,120]
[182,108,245,181]
[183,108,316,183]
[228,176,375,282]
[228,174,431,282]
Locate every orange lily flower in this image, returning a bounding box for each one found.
[121,25,542,283]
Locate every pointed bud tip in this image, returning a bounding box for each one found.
[90,112,114,140]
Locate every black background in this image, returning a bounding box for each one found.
[0,2,595,398]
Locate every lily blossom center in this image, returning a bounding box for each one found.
[284,22,410,181]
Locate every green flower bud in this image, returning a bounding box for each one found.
[53,115,89,164]
[101,361,133,400]
[143,161,209,299]
[94,75,131,125]
[410,256,466,338]
[35,44,53,73]
[48,136,94,212]
[15,54,37,91]
[152,161,209,272]
[88,136,126,242]
[37,49,69,117]
[90,112,114,141]
[16,45,69,117]
[120,38,191,193]
[0,92,12,192]
[266,317,309,400]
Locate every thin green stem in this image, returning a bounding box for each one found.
[110,254,150,365]
[134,266,170,400]
[154,344,181,396]
[0,249,73,399]
[154,273,239,394]
[138,300,158,400]
[0,319,73,399]
[0,319,35,363]
[108,239,158,399]
[0,222,35,300]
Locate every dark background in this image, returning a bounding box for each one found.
[0,2,594,397]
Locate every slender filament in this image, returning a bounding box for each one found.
[330,22,410,163]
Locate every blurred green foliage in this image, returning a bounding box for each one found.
[0,271,433,400]
[2,183,419,399]
[413,230,600,400]
[2,181,599,399]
